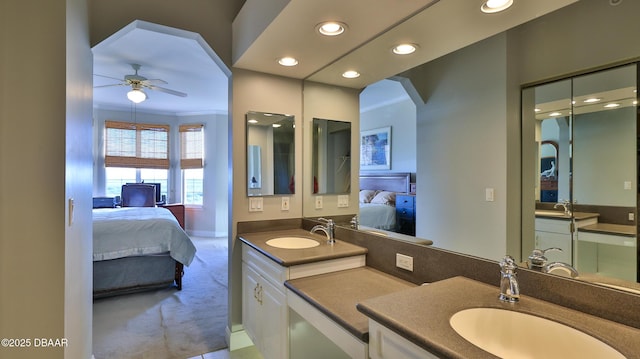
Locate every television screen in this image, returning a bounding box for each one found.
[127,182,162,204]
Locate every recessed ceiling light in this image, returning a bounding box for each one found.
[633,100,638,105]
[272,123,282,128]
[549,112,562,117]
[481,0,513,13]
[392,43,418,55]
[342,70,360,79]
[604,103,620,108]
[317,21,346,36]
[248,119,258,124]
[583,98,601,103]
[534,108,541,112]
[278,57,298,66]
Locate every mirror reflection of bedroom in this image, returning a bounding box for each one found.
[91,22,230,358]
[358,80,422,241]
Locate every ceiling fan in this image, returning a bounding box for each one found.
[94,64,187,103]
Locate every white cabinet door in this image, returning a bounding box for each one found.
[242,262,261,346]
[535,231,572,263]
[258,273,288,359]
[242,254,288,359]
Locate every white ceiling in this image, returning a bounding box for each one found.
[92,0,578,115]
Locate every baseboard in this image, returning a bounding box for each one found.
[226,327,253,351]
[186,229,217,238]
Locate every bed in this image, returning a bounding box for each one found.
[92,206,196,298]
[359,172,412,231]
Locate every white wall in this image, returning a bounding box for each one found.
[360,97,416,174]
[407,34,509,261]
[93,108,228,237]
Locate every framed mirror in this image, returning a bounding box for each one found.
[312,118,352,195]
[246,111,295,196]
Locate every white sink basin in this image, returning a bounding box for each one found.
[265,237,320,249]
[450,308,624,358]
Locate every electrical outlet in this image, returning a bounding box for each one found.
[396,253,414,271]
[281,197,290,211]
[629,212,635,221]
[315,196,323,209]
[624,181,632,190]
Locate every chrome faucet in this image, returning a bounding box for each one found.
[350,215,359,230]
[528,247,561,270]
[543,262,580,278]
[554,199,572,216]
[498,255,520,303]
[310,218,336,244]
[528,248,579,277]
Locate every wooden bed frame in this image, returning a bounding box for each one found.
[360,172,411,193]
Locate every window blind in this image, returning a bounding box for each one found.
[180,124,204,169]
[105,120,170,169]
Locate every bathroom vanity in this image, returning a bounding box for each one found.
[237,220,640,359]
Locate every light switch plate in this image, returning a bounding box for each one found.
[281,197,290,211]
[249,197,263,212]
[485,188,495,202]
[337,195,349,208]
[315,196,323,209]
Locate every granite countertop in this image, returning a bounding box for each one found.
[356,276,640,359]
[238,228,367,266]
[285,267,416,341]
[535,210,600,220]
[578,223,636,237]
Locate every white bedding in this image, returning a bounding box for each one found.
[93,207,196,266]
[359,203,396,230]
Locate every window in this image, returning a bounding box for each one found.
[104,121,170,199]
[105,120,169,169]
[180,124,204,205]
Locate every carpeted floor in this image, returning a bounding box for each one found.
[93,236,229,359]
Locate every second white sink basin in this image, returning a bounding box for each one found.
[266,237,320,249]
[450,308,624,358]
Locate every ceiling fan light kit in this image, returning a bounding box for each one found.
[127,88,147,103]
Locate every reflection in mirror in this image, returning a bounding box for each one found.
[312,118,351,194]
[524,64,639,291]
[246,111,295,196]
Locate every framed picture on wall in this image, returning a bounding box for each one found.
[360,126,391,170]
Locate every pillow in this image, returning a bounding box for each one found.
[370,191,396,205]
[359,190,378,204]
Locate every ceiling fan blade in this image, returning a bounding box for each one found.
[146,85,188,97]
[142,78,168,85]
[94,83,127,89]
[94,74,125,81]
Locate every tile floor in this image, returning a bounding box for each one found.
[187,346,262,359]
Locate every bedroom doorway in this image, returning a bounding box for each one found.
[91,20,231,358]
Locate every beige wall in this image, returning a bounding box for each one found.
[302,81,361,217]
[88,0,245,69]
[229,68,304,330]
[0,0,93,358]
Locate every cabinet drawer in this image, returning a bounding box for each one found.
[242,245,288,289]
[396,207,415,219]
[395,195,415,209]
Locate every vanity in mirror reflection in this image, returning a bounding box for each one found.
[312,118,351,194]
[523,64,638,285]
[246,111,295,196]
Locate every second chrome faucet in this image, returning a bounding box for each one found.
[310,217,336,244]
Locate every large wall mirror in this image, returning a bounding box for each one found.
[312,118,351,195]
[523,63,638,286]
[246,111,295,196]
